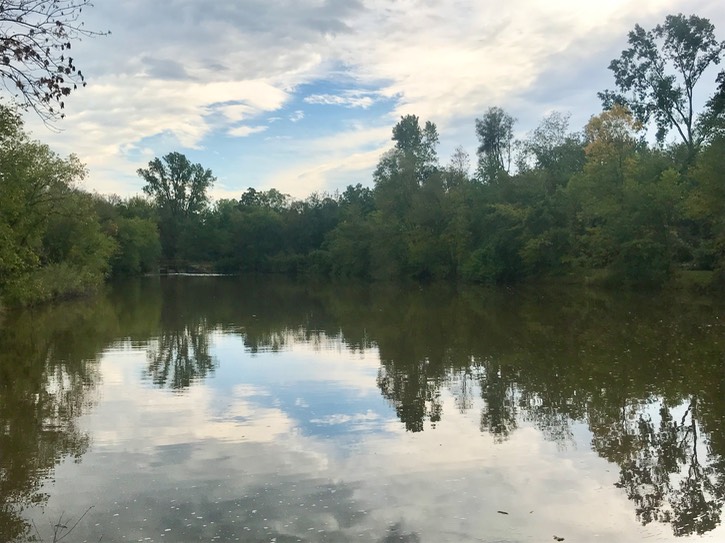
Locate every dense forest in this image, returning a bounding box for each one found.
[2,13,725,306]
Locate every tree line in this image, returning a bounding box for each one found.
[2,13,725,305]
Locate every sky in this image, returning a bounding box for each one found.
[16,0,725,201]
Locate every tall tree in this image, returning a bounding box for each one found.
[599,13,725,157]
[390,114,440,184]
[0,0,106,122]
[371,116,441,278]
[444,145,471,190]
[138,152,215,260]
[374,115,440,215]
[475,107,516,182]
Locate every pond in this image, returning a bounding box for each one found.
[1,276,724,542]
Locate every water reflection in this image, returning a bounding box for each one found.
[610,399,724,536]
[0,299,115,541]
[363,285,725,537]
[1,276,724,541]
[145,324,216,390]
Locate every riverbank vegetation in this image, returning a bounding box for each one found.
[2,13,725,306]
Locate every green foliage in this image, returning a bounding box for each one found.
[463,203,527,283]
[475,106,516,182]
[0,105,115,305]
[111,217,162,276]
[685,136,725,281]
[326,215,373,278]
[92,194,162,277]
[138,152,215,260]
[568,109,684,286]
[5,10,725,297]
[517,111,585,193]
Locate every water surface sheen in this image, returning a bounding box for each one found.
[1,276,724,542]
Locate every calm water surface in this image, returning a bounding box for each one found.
[1,276,724,542]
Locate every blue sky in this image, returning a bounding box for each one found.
[17,0,725,200]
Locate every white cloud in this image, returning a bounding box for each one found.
[304,92,376,108]
[16,0,725,197]
[228,124,268,137]
[289,110,305,122]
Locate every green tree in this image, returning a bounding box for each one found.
[475,107,516,182]
[699,70,725,140]
[599,13,725,157]
[93,195,162,276]
[138,152,215,261]
[109,217,162,276]
[569,107,682,285]
[239,187,289,211]
[444,146,471,190]
[517,111,585,193]
[0,104,113,305]
[391,114,439,183]
[371,115,441,279]
[568,106,642,271]
[325,184,375,278]
[685,136,725,278]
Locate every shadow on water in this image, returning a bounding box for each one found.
[1,275,724,539]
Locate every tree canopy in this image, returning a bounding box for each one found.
[599,13,725,156]
[0,103,115,304]
[138,152,215,260]
[475,106,516,182]
[138,152,215,218]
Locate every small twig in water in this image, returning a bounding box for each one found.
[52,506,94,543]
[32,519,44,542]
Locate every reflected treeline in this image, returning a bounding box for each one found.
[3,276,725,538]
[0,297,122,542]
[359,284,725,537]
[149,277,725,537]
[0,278,166,541]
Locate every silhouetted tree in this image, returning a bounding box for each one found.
[599,14,725,157]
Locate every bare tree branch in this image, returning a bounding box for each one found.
[0,0,108,125]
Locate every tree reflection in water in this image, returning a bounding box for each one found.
[145,321,216,390]
[360,284,725,537]
[0,299,114,542]
[607,400,725,536]
[2,276,724,539]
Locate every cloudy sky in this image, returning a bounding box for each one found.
[19,0,725,201]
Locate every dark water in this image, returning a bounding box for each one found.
[1,276,724,542]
